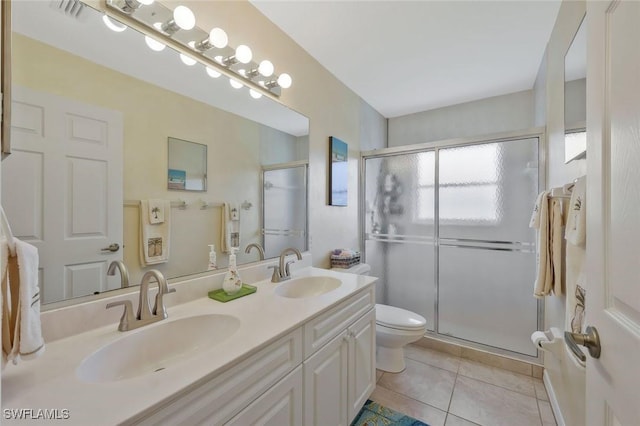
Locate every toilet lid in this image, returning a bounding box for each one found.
[375,304,427,331]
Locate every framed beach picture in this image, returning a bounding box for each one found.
[329,136,348,206]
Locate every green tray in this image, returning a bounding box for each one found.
[208,284,257,302]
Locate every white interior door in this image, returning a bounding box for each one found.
[586,1,640,424]
[2,86,123,304]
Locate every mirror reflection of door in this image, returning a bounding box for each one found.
[1,86,124,304]
[564,15,586,163]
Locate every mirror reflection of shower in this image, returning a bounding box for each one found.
[262,163,308,259]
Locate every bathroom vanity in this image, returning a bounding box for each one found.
[1,264,376,425]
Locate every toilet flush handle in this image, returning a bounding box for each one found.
[564,325,601,361]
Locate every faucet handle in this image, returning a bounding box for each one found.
[106,300,135,332]
[285,260,295,277]
[268,265,281,283]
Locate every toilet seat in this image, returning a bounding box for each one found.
[375,304,426,331]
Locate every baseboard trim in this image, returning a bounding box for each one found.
[543,369,565,426]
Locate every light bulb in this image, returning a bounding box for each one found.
[249,89,262,99]
[235,45,252,64]
[145,36,166,52]
[258,60,274,77]
[138,0,154,5]
[277,73,292,89]
[173,5,195,30]
[180,54,196,66]
[102,15,126,33]
[209,28,228,49]
[229,78,243,89]
[206,67,221,78]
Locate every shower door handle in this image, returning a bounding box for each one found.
[564,325,601,361]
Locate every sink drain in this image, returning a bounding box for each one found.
[154,367,165,373]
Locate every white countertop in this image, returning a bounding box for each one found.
[1,267,376,425]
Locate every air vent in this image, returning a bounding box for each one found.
[51,0,85,19]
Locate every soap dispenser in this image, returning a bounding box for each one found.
[222,248,242,295]
[208,244,217,270]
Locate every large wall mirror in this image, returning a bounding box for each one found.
[564,14,586,163]
[1,0,309,306]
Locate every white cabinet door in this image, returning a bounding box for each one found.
[586,1,640,425]
[303,330,349,426]
[348,308,376,423]
[226,366,303,426]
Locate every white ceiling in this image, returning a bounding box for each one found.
[251,0,562,118]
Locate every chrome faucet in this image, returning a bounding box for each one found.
[107,260,130,288]
[269,247,302,282]
[245,243,265,260]
[106,269,176,331]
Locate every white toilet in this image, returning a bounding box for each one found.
[332,263,427,373]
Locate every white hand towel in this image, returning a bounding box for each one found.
[220,203,231,254]
[139,200,171,266]
[531,191,552,298]
[148,199,165,224]
[529,191,545,228]
[566,176,586,247]
[1,237,45,368]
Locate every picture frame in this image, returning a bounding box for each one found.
[329,136,348,206]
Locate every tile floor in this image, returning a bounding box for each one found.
[370,344,557,426]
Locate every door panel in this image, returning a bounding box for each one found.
[586,1,640,424]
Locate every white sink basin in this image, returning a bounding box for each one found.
[76,314,240,383]
[275,276,342,299]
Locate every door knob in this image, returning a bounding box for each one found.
[101,243,120,253]
[564,325,601,361]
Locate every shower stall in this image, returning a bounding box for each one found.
[262,161,308,259]
[361,130,542,359]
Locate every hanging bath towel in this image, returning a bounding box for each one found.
[531,191,552,298]
[139,200,171,266]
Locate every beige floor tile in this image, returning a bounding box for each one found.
[538,400,557,425]
[405,344,461,373]
[378,358,456,411]
[534,379,549,401]
[445,414,480,426]
[460,347,533,376]
[376,370,384,383]
[414,337,463,357]
[458,359,536,397]
[370,385,447,426]
[532,365,544,379]
[449,375,541,426]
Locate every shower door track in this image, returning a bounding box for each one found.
[360,127,546,363]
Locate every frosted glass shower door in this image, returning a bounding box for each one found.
[364,152,436,331]
[262,165,307,259]
[437,138,539,356]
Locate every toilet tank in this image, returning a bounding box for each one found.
[331,263,371,276]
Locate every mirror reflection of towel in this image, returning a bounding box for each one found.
[140,200,171,266]
[148,199,165,224]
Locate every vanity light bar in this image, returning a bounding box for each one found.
[105,0,291,98]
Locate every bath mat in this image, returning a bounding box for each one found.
[351,400,429,426]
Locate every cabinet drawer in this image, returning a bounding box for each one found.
[225,366,303,426]
[303,286,374,358]
[132,328,303,426]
